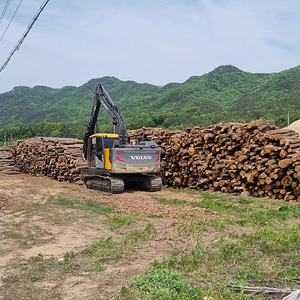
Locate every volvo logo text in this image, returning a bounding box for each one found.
[130,156,152,160]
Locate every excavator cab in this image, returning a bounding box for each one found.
[88,133,120,169]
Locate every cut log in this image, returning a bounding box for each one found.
[278,159,292,169]
[281,175,293,187]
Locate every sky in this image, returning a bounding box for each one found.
[0,0,300,94]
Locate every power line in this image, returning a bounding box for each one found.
[0,0,12,25]
[0,0,23,43]
[0,0,50,73]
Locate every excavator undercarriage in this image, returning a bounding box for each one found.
[82,172,162,194]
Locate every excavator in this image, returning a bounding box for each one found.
[81,83,163,193]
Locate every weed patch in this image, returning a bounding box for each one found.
[118,267,203,300]
[109,213,140,229]
[191,193,300,227]
[80,224,156,272]
[56,197,114,215]
[157,197,187,205]
[132,200,300,299]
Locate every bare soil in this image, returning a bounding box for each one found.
[0,174,219,300]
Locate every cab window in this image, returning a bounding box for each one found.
[103,138,119,148]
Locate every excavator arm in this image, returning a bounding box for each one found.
[83,83,127,160]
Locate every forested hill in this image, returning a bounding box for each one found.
[1,64,300,140]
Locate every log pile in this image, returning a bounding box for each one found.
[11,138,86,183]
[0,146,20,175]
[128,120,300,201]
[7,119,300,201]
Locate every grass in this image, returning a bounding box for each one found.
[157,197,187,205]
[2,223,54,250]
[53,213,75,225]
[109,213,141,229]
[77,224,156,272]
[55,196,144,230]
[116,191,300,299]
[56,197,115,215]
[118,267,203,299]
[1,222,158,298]
[191,193,300,227]
[3,188,300,300]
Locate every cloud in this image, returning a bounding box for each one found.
[0,0,300,93]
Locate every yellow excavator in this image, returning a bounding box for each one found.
[81,83,162,193]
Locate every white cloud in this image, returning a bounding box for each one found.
[0,0,300,93]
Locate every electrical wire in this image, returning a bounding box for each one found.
[0,0,50,73]
[0,0,23,43]
[0,0,12,25]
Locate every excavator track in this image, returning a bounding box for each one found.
[84,175,124,194]
[83,173,162,193]
[143,175,163,192]
[123,174,163,192]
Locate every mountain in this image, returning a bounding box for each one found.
[1,65,300,140]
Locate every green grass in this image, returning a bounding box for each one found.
[56,197,115,215]
[4,186,300,300]
[79,224,156,272]
[146,220,300,299]
[81,237,116,259]
[118,267,203,300]
[197,219,227,230]
[1,222,158,293]
[109,213,140,229]
[191,192,300,227]
[157,197,187,205]
[59,252,80,273]
[124,229,147,245]
[245,225,297,252]
[29,264,48,281]
[116,191,300,300]
[145,223,157,235]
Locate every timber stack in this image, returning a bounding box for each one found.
[11,137,85,183]
[128,120,300,202]
[8,120,300,201]
[0,146,20,175]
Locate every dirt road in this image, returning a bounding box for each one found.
[0,174,209,299]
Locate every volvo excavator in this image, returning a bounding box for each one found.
[81,83,163,193]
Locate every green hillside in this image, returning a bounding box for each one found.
[1,65,300,142]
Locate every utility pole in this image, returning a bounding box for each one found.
[11,133,12,145]
[288,111,290,127]
[4,131,6,146]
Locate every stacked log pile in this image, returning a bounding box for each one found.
[7,120,300,201]
[0,146,20,175]
[11,138,85,183]
[128,121,300,201]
